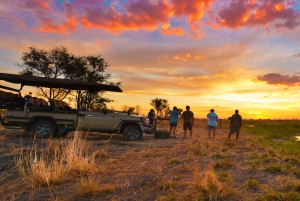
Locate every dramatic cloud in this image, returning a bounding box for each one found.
[4,0,299,36]
[170,0,215,38]
[1,0,300,118]
[217,0,300,29]
[79,0,171,32]
[255,73,300,86]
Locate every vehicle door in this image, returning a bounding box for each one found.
[77,110,114,132]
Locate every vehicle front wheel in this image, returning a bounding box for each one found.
[31,120,57,138]
[123,125,143,141]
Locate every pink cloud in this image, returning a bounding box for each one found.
[218,0,300,29]
[79,0,171,31]
[171,0,215,38]
[7,0,300,36]
[171,0,215,21]
[18,0,51,11]
[255,73,300,86]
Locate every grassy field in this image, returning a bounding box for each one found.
[0,118,300,201]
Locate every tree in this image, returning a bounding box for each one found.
[150,98,169,116]
[62,54,120,108]
[121,105,129,112]
[135,105,141,115]
[17,46,71,101]
[17,46,120,109]
[121,105,135,114]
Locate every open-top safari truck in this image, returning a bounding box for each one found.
[0,73,152,140]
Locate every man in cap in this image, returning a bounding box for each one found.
[207,109,218,139]
[181,105,194,138]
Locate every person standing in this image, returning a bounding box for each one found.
[181,105,194,138]
[169,106,181,138]
[228,110,242,140]
[207,109,218,139]
[148,109,155,125]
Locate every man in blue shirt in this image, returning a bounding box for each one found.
[207,109,218,139]
[169,106,181,138]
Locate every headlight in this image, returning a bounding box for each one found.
[141,117,150,125]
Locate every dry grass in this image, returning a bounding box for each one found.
[244,178,260,189]
[1,119,300,200]
[14,132,99,187]
[15,145,68,186]
[75,175,115,198]
[180,168,233,201]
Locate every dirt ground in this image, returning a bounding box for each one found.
[0,119,299,201]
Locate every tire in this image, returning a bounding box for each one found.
[123,125,143,141]
[31,120,57,138]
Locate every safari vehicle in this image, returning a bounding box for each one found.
[0,73,152,141]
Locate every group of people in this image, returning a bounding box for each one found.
[148,106,242,140]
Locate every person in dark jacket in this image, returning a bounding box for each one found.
[148,109,156,125]
[228,110,242,140]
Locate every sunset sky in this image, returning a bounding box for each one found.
[0,0,300,119]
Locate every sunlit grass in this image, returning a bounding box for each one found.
[182,169,233,201]
[259,190,300,201]
[14,133,99,187]
[244,178,260,189]
[212,159,235,169]
[2,119,300,200]
[75,175,115,198]
[15,145,68,186]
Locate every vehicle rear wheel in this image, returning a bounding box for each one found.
[123,125,143,141]
[31,120,57,138]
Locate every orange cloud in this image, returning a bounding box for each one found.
[12,0,300,37]
[214,73,226,77]
[39,15,77,35]
[80,1,171,32]
[97,39,110,46]
[170,0,215,38]
[171,0,214,21]
[172,53,206,61]
[194,54,206,60]
[39,20,70,35]
[63,16,77,31]
[161,24,184,35]
[217,0,300,29]
[224,44,231,49]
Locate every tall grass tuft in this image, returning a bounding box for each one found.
[187,138,207,156]
[64,139,98,175]
[244,178,260,189]
[14,132,99,187]
[182,169,233,201]
[15,144,68,186]
[75,175,115,198]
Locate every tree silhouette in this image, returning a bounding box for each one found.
[150,98,169,116]
[17,46,120,109]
